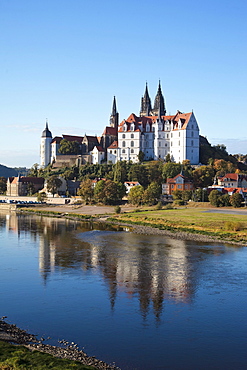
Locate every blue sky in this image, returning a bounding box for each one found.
[0,0,246,167]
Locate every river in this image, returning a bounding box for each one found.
[0,211,247,369]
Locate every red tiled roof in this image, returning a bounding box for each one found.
[51,136,62,144]
[62,135,83,142]
[10,177,44,184]
[219,173,238,181]
[108,141,118,149]
[102,126,118,136]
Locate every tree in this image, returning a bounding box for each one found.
[37,192,47,203]
[94,180,124,205]
[208,190,223,207]
[0,177,7,194]
[138,151,145,163]
[28,163,40,177]
[194,188,208,202]
[143,182,161,205]
[46,176,62,197]
[162,162,181,182]
[230,193,243,208]
[193,165,215,188]
[128,185,145,206]
[26,183,35,196]
[146,161,163,184]
[113,161,128,183]
[165,153,172,163]
[77,179,94,204]
[58,139,81,155]
[128,164,149,187]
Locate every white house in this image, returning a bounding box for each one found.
[90,145,105,164]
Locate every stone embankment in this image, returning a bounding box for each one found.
[0,319,119,370]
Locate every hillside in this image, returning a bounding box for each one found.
[0,164,18,178]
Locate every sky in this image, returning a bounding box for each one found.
[0,0,247,167]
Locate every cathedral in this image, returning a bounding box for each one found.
[40,82,200,167]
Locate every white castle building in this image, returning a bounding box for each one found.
[40,82,200,167]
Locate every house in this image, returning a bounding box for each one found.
[124,181,141,194]
[217,173,247,188]
[162,174,193,196]
[91,145,105,164]
[7,176,45,196]
[107,141,119,164]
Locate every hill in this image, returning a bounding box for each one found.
[0,164,18,178]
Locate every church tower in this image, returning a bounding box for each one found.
[109,96,119,129]
[152,80,166,116]
[40,120,52,167]
[140,83,152,117]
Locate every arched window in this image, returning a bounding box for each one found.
[131,133,134,138]
[131,141,134,147]
[122,134,125,138]
[123,141,126,147]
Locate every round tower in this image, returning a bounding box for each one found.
[40,120,52,167]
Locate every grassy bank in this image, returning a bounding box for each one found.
[0,341,95,370]
[109,207,247,244]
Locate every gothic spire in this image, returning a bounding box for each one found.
[153,80,166,116]
[109,96,119,129]
[140,82,152,117]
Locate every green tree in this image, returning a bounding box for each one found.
[230,193,243,208]
[128,185,145,206]
[46,176,62,197]
[26,183,35,196]
[58,139,81,155]
[94,180,124,205]
[146,161,163,184]
[37,192,47,203]
[113,161,128,183]
[128,164,149,187]
[28,163,40,177]
[77,179,94,203]
[0,177,7,194]
[194,188,208,202]
[208,190,222,207]
[143,182,161,205]
[162,162,181,182]
[138,150,145,163]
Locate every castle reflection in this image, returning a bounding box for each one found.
[1,212,228,320]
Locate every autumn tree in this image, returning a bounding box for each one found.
[77,179,94,203]
[193,165,215,188]
[94,180,125,205]
[128,185,145,206]
[143,182,161,205]
[230,193,243,208]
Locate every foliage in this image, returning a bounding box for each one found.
[46,176,62,197]
[193,188,209,202]
[0,177,7,194]
[143,182,161,205]
[0,340,94,369]
[162,162,181,182]
[94,180,125,205]
[224,221,242,231]
[193,165,215,188]
[155,201,163,210]
[213,159,237,177]
[128,164,149,187]
[113,161,130,183]
[146,161,163,184]
[165,153,172,163]
[79,163,113,181]
[114,205,121,214]
[37,192,47,202]
[172,190,192,202]
[77,179,94,204]
[61,166,79,180]
[28,163,40,177]
[230,193,243,208]
[128,185,145,206]
[58,139,81,155]
[26,183,35,196]
[138,150,145,163]
[208,190,223,207]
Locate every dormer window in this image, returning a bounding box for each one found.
[146,124,150,132]
[131,123,135,131]
[124,123,127,132]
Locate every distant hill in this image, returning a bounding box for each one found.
[0,164,18,178]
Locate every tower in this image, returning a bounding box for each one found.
[40,120,52,167]
[140,83,152,117]
[109,96,119,129]
[152,80,166,116]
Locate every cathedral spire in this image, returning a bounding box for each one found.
[140,82,152,117]
[109,96,119,129]
[153,80,166,116]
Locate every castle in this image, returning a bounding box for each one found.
[40,82,200,167]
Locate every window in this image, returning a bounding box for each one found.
[171,142,173,146]
[123,141,126,147]
[178,185,182,189]
[114,150,117,154]
[191,131,194,137]
[167,134,169,138]
[179,132,180,137]
[171,133,173,138]
[110,150,112,154]
[131,149,134,153]
[191,140,194,146]
[122,149,125,153]
[122,134,125,138]
[178,141,180,146]
[131,133,134,138]
[131,141,134,147]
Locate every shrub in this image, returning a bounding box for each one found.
[224,221,242,231]
[115,205,121,214]
[155,201,163,210]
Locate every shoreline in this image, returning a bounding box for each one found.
[0,319,119,370]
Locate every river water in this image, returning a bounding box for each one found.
[0,212,247,370]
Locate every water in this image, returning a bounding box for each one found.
[1,212,247,369]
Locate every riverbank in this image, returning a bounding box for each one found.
[16,204,247,246]
[0,319,119,370]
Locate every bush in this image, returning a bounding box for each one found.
[224,221,242,231]
[155,201,163,210]
[164,203,173,210]
[174,200,185,206]
[115,205,121,214]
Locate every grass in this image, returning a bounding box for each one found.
[110,207,247,243]
[0,341,95,370]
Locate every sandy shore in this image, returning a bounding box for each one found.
[0,319,119,369]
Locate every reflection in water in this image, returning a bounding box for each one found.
[1,212,231,321]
